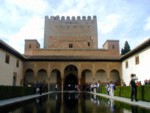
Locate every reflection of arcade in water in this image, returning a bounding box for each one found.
[1,93,150,113]
[47,93,117,113]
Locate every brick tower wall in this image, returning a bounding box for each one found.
[44,16,98,49]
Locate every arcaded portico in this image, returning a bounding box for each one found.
[24,60,121,91]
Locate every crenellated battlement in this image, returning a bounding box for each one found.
[45,15,97,21]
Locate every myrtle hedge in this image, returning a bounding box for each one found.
[0,85,35,100]
[100,85,150,102]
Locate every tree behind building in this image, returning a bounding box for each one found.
[121,41,131,55]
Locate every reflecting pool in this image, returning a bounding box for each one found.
[0,92,150,113]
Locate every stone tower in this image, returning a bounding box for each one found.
[44,15,98,49]
[24,39,40,55]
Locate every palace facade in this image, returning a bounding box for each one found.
[0,15,149,91]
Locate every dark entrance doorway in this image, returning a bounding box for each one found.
[64,74,78,91]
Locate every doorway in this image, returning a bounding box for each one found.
[64,74,78,91]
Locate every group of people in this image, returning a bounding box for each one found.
[90,81,116,97]
[35,81,47,95]
[90,81,101,93]
[144,79,150,85]
[105,81,116,97]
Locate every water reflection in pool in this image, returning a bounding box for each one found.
[0,92,150,113]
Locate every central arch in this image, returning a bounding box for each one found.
[64,65,78,91]
[64,74,78,91]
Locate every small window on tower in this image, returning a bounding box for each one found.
[29,44,31,48]
[112,45,115,49]
[69,44,73,48]
[88,42,90,46]
[36,44,39,48]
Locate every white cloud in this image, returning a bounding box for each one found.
[99,14,121,34]
[0,0,150,53]
[12,16,44,39]
[54,9,80,17]
[5,0,49,14]
[7,16,44,53]
[144,17,150,31]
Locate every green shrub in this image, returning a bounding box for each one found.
[143,86,150,101]
[113,85,150,102]
[0,85,35,100]
[114,86,120,96]
[119,86,131,98]
[101,85,106,94]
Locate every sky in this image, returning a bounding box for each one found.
[0,0,150,54]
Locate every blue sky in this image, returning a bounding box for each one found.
[0,0,150,53]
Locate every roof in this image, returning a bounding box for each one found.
[120,38,150,61]
[24,55,120,62]
[1,38,149,62]
[0,40,25,60]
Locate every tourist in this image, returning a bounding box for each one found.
[90,84,94,92]
[147,79,150,85]
[136,81,141,86]
[130,73,138,101]
[55,83,58,91]
[144,79,148,85]
[35,81,40,94]
[105,83,110,95]
[109,81,115,97]
[93,82,97,93]
[96,80,101,93]
[123,82,126,86]
[39,82,43,95]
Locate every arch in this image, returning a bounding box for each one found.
[37,69,47,82]
[64,74,78,91]
[64,65,78,91]
[109,69,120,85]
[96,69,107,84]
[80,69,92,91]
[50,69,61,91]
[24,69,34,86]
[64,64,78,78]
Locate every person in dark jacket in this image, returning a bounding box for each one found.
[130,74,138,102]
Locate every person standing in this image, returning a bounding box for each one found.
[97,80,101,93]
[130,74,138,102]
[55,83,58,91]
[109,81,115,97]
[105,83,110,95]
[94,82,97,93]
[90,84,94,92]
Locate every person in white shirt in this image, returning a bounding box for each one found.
[109,81,115,97]
[97,80,101,93]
